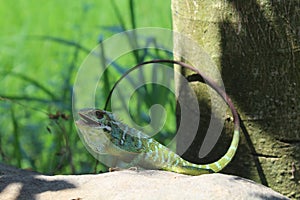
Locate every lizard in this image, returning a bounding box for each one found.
[75,59,240,175]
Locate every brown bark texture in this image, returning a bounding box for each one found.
[172,0,300,199]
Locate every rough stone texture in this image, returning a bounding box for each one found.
[0,163,289,200]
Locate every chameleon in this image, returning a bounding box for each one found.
[76,60,240,175]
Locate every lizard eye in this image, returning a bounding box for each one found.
[95,110,104,119]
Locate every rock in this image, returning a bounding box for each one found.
[0,163,289,200]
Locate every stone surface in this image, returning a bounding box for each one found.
[0,163,289,200]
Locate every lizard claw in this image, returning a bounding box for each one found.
[128,166,138,172]
[109,166,139,172]
[109,167,121,172]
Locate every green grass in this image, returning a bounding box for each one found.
[0,0,172,174]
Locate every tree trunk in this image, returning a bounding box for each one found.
[172,0,300,198]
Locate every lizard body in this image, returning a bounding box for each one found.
[76,108,239,175]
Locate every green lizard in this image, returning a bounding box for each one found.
[76,108,239,175]
[76,60,240,175]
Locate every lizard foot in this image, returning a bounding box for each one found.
[109,166,139,172]
[109,167,121,172]
[128,166,138,172]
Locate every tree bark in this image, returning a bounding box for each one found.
[172,0,300,198]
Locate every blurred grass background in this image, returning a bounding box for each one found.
[0,0,173,174]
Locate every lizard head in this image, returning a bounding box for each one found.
[76,108,116,155]
[77,108,114,129]
[76,108,143,166]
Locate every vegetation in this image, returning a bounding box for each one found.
[0,0,172,174]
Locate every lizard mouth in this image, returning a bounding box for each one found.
[78,112,99,126]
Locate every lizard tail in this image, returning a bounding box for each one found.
[207,128,240,172]
[207,87,240,173]
[183,61,240,173]
[202,79,240,173]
